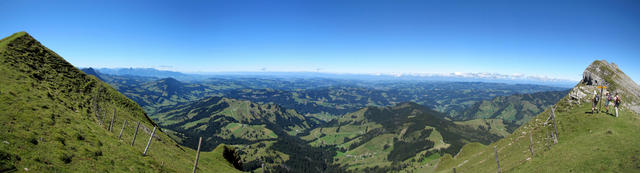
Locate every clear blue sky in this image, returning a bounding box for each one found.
[1,0,639,82]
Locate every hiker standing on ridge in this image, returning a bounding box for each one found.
[614,93,621,117]
[605,92,612,114]
[592,90,600,113]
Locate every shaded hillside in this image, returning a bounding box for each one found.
[154,96,342,172]
[460,90,569,128]
[302,102,504,172]
[0,32,239,172]
[80,67,104,81]
[434,60,640,172]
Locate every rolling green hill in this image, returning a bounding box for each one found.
[154,96,315,148]
[433,60,640,172]
[0,32,240,172]
[153,96,343,172]
[302,102,506,172]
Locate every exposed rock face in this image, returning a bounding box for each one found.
[579,60,640,114]
[567,86,589,105]
[582,69,604,86]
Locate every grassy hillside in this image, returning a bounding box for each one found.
[0,32,239,172]
[154,96,314,141]
[433,60,640,172]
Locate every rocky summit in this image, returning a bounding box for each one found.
[577,60,640,113]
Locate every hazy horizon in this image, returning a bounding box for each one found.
[88,66,580,81]
[78,66,579,88]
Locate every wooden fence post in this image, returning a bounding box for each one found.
[494,146,501,173]
[143,126,156,156]
[109,108,115,132]
[551,107,559,144]
[529,132,534,157]
[119,120,127,139]
[192,137,203,173]
[453,167,457,173]
[131,121,140,146]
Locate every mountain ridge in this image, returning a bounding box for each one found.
[581,60,640,113]
[0,31,240,172]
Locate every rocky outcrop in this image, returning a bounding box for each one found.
[579,60,640,114]
[567,86,589,105]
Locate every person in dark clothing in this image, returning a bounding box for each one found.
[605,92,612,114]
[614,93,621,117]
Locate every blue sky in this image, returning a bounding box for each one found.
[1,0,639,83]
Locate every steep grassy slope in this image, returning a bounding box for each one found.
[0,32,239,172]
[434,60,640,172]
[302,102,505,171]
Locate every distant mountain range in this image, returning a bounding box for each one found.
[87,67,577,88]
[92,67,203,81]
[81,68,569,124]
